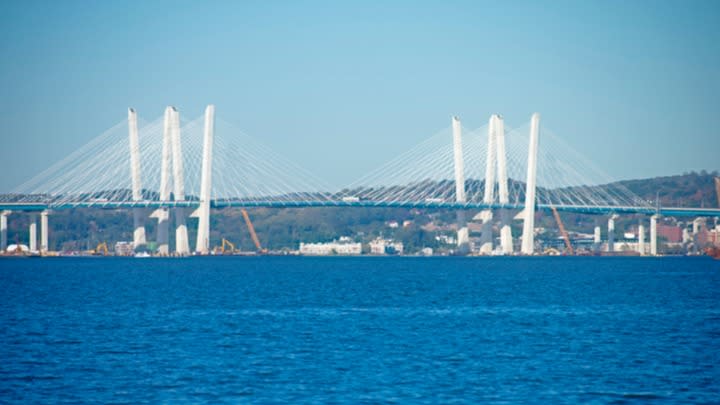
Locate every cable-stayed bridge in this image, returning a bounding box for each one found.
[1,105,718,255]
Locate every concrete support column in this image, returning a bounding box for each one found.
[175,208,188,255]
[451,116,469,252]
[650,215,658,256]
[194,105,215,254]
[638,224,645,256]
[478,218,493,254]
[40,210,49,253]
[133,209,147,249]
[153,208,170,255]
[29,215,37,252]
[521,113,540,255]
[594,226,601,244]
[1,210,9,252]
[607,215,617,253]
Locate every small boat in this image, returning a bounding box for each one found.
[134,252,151,258]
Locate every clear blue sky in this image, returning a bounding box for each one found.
[1,0,718,191]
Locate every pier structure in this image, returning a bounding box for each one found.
[650,215,658,256]
[607,214,619,252]
[29,214,37,252]
[1,210,8,251]
[638,223,646,256]
[40,210,49,253]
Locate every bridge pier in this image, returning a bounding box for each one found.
[607,214,618,252]
[451,116,469,253]
[153,208,170,255]
[40,210,49,253]
[594,226,601,244]
[638,223,645,256]
[521,113,540,255]
[175,208,189,255]
[1,210,9,252]
[650,214,658,256]
[133,209,147,249]
[194,105,215,254]
[29,214,37,252]
[477,211,493,254]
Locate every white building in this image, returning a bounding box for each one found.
[369,238,404,255]
[299,241,362,255]
[115,241,134,256]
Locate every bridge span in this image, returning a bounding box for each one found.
[2,105,717,256]
[1,201,718,218]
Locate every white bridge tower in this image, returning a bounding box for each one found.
[451,116,469,252]
[128,108,147,250]
[520,113,540,255]
[192,105,215,254]
[477,114,513,255]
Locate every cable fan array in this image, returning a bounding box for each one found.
[341,119,650,210]
[2,110,650,212]
[4,112,335,207]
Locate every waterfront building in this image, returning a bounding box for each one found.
[114,241,134,256]
[369,238,404,255]
[299,240,362,255]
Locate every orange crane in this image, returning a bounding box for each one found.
[551,206,574,255]
[241,209,267,253]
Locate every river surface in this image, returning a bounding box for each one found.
[0,256,718,403]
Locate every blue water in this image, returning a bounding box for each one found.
[1,257,718,404]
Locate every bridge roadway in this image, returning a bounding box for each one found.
[1,201,719,218]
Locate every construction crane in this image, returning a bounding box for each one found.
[215,238,235,254]
[241,209,267,253]
[715,177,720,208]
[213,238,236,255]
[550,206,574,255]
[93,242,108,256]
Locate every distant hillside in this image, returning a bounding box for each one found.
[617,171,719,209]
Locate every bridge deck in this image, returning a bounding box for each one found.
[1,201,718,217]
